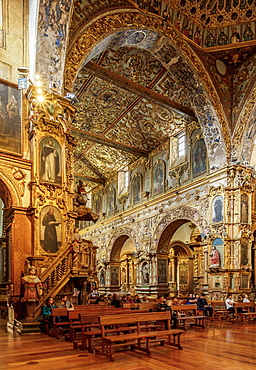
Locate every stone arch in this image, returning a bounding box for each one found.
[152,206,210,253]
[109,226,137,261]
[65,10,229,169]
[169,240,193,258]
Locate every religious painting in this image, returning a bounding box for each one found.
[40,206,62,254]
[241,194,249,224]
[40,137,61,184]
[212,195,223,223]
[158,259,167,284]
[108,187,115,215]
[0,79,22,155]
[240,237,249,266]
[110,266,119,286]
[132,174,141,204]
[204,29,216,48]
[179,262,188,285]
[241,274,249,290]
[94,195,102,215]
[192,138,207,178]
[153,161,165,195]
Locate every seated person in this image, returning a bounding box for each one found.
[95,295,105,304]
[107,294,113,304]
[226,294,243,313]
[156,296,170,311]
[187,292,197,304]
[42,296,56,318]
[126,294,134,303]
[134,294,141,303]
[197,293,213,317]
[156,296,177,328]
[120,295,128,306]
[57,295,74,309]
[243,294,250,303]
[111,293,121,308]
[42,297,56,332]
[141,294,149,303]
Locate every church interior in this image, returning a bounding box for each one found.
[0,0,256,368]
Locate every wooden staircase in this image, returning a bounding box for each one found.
[33,240,97,318]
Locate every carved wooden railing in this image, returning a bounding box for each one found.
[33,245,72,318]
[33,240,98,318]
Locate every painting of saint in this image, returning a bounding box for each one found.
[212,195,223,223]
[110,266,119,286]
[40,137,61,184]
[153,162,164,194]
[158,259,167,283]
[40,206,62,253]
[192,138,207,178]
[0,80,21,154]
[133,175,141,204]
[108,188,115,215]
[194,27,202,45]
[95,195,101,215]
[179,263,188,285]
[241,274,249,289]
[241,194,249,224]
[205,30,216,47]
[240,237,249,266]
[210,246,220,268]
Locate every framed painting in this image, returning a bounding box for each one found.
[40,136,62,184]
[212,195,223,223]
[179,262,188,285]
[0,78,22,155]
[240,237,249,266]
[153,161,165,195]
[108,187,115,215]
[132,174,141,204]
[110,265,119,286]
[40,206,62,253]
[94,195,102,215]
[240,274,249,290]
[158,259,167,284]
[192,138,207,178]
[241,194,249,224]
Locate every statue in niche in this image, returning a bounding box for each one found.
[210,246,220,268]
[100,269,105,286]
[205,30,216,47]
[230,27,241,44]
[218,29,228,45]
[243,24,254,41]
[142,263,149,284]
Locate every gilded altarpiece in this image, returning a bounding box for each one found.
[27,86,76,263]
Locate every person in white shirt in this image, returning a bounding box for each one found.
[225,294,235,312]
[243,294,250,303]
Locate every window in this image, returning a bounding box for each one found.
[178,133,185,157]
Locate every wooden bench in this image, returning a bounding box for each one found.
[97,311,184,361]
[74,308,156,350]
[51,308,70,339]
[171,304,206,330]
[210,301,229,320]
[234,302,256,322]
[122,302,156,311]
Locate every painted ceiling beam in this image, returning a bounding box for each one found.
[77,155,107,182]
[85,61,196,119]
[74,172,105,185]
[72,128,148,157]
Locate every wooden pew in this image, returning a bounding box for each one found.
[51,308,70,339]
[98,311,184,361]
[171,304,206,330]
[74,308,155,350]
[234,302,256,322]
[210,301,229,320]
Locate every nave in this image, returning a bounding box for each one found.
[0,319,255,370]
